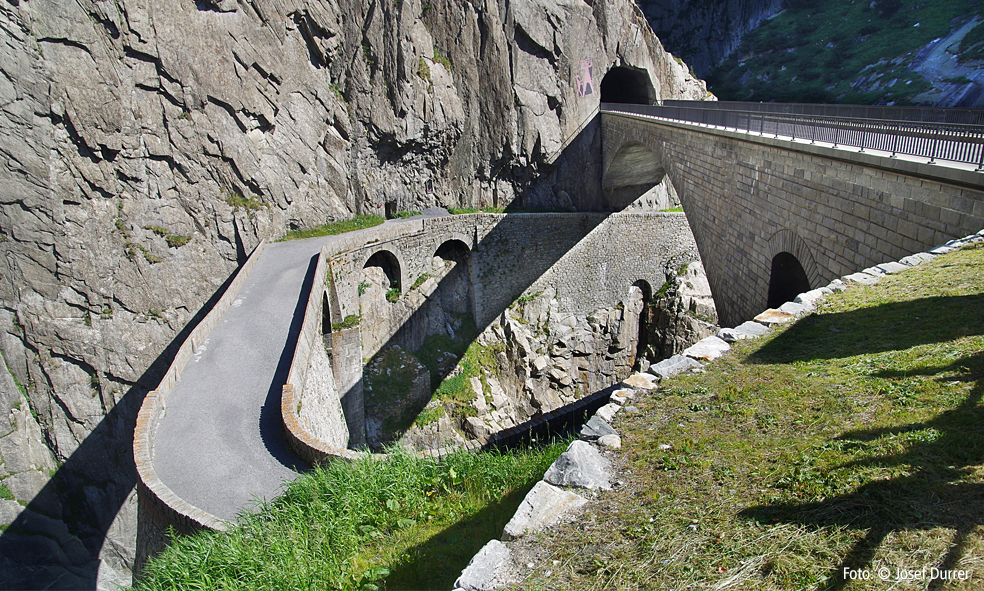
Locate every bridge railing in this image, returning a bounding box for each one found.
[602,102,984,170]
[661,100,984,126]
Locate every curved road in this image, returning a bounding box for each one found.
[153,209,448,521]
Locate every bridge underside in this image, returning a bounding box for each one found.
[601,113,984,326]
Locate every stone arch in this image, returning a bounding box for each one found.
[361,249,404,296]
[432,238,474,317]
[765,229,821,308]
[432,231,475,252]
[321,292,332,335]
[600,66,655,105]
[602,141,667,210]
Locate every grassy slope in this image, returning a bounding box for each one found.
[511,243,984,590]
[136,445,567,591]
[707,0,983,104]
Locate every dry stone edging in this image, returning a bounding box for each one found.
[453,227,984,590]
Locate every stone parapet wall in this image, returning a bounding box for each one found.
[602,113,984,326]
[132,241,266,575]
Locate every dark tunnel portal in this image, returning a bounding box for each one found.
[601,67,653,105]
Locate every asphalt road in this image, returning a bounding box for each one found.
[153,209,448,521]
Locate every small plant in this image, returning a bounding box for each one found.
[222,188,266,213]
[410,273,431,291]
[83,311,92,327]
[90,373,100,390]
[417,57,431,84]
[143,225,168,238]
[148,309,163,320]
[358,280,371,296]
[0,484,13,501]
[165,235,191,248]
[331,314,360,331]
[433,48,452,71]
[138,245,162,264]
[413,405,446,428]
[114,218,126,233]
[385,287,400,303]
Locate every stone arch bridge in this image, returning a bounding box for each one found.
[599,103,984,326]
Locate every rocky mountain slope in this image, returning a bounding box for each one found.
[0,0,705,587]
[696,0,984,106]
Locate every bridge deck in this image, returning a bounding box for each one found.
[152,210,448,522]
[603,107,984,190]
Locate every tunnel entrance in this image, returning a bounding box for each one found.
[601,67,654,105]
[767,252,811,309]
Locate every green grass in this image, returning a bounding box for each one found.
[331,314,360,331]
[410,273,431,291]
[222,189,266,213]
[165,235,191,248]
[0,484,14,501]
[136,444,568,591]
[447,207,506,215]
[512,244,984,590]
[280,214,385,241]
[390,210,422,220]
[706,0,979,104]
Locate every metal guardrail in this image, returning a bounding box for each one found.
[603,102,984,170]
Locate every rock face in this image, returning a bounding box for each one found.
[0,0,705,584]
[638,0,784,78]
[642,260,719,360]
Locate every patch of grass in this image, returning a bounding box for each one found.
[410,273,431,291]
[417,57,431,84]
[143,225,168,238]
[414,405,446,429]
[390,210,422,220]
[385,287,400,303]
[659,206,684,213]
[358,280,371,296]
[433,48,452,71]
[331,314,360,331]
[513,244,984,590]
[280,214,384,241]
[137,444,567,591]
[165,235,191,248]
[221,188,266,213]
[138,245,162,264]
[2,351,27,398]
[0,484,13,501]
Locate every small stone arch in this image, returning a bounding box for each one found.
[361,249,405,296]
[600,66,655,105]
[431,231,474,252]
[602,141,667,210]
[432,238,474,316]
[321,292,332,335]
[765,229,821,308]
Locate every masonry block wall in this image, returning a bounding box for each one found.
[602,113,984,326]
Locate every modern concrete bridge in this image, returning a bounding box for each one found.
[600,101,984,326]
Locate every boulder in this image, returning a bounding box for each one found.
[647,355,703,379]
[544,440,612,490]
[580,415,618,440]
[682,336,730,361]
[753,309,795,326]
[453,539,514,591]
[502,481,587,540]
[622,372,659,390]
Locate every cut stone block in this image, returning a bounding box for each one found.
[502,481,587,540]
[899,252,936,266]
[683,336,730,361]
[453,539,514,591]
[827,279,847,292]
[580,415,617,440]
[622,372,658,390]
[544,440,612,490]
[597,434,622,449]
[648,355,704,379]
[875,261,909,274]
[778,301,812,316]
[753,309,795,326]
[595,402,621,423]
[843,272,881,285]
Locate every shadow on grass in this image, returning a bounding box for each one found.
[740,351,984,591]
[379,485,529,590]
[749,294,984,365]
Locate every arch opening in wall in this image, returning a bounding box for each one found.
[767,252,811,309]
[322,293,332,335]
[631,280,653,367]
[603,141,667,211]
[601,66,655,105]
[433,239,474,317]
[363,250,402,301]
